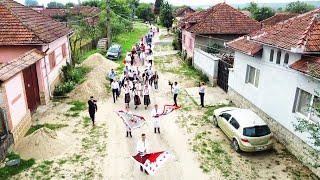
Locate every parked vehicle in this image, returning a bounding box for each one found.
[106,44,122,60]
[213,107,273,152]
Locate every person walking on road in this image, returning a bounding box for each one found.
[88,96,97,126]
[136,133,149,174]
[153,71,159,90]
[111,79,120,103]
[143,84,151,109]
[124,84,131,108]
[125,106,133,138]
[172,82,179,106]
[108,69,116,84]
[199,82,205,108]
[152,104,161,134]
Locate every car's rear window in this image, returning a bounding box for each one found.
[109,47,118,53]
[243,125,271,137]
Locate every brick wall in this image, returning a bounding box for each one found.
[228,88,320,177]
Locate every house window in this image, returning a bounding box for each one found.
[276,50,281,64]
[295,88,320,122]
[49,51,56,70]
[62,43,67,58]
[269,49,274,62]
[245,65,260,87]
[284,53,289,65]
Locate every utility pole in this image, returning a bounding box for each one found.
[106,0,111,48]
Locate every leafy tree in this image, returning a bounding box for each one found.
[25,0,38,6]
[245,2,258,14]
[47,1,65,8]
[206,42,222,54]
[159,1,173,29]
[285,1,315,14]
[154,0,163,15]
[65,2,75,8]
[136,3,155,22]
[82,0,102,7]
[253,7,275,21]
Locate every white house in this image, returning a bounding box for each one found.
[227,9,320,176]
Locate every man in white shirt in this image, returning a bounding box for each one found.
[172,82,179,106]
[152,104,161,134]
[136,133,149,173]
[111,79,120,103]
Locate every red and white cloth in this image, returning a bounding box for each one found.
[160,104,181,117]
[132,151,171,176]
[116,110,146,130]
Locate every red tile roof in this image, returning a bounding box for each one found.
[177,10,208,30]
[261,13,297,28]
[175,6,195,18]
[0,0,72,45]
[187,3,261,34]
[227,36,262,56]
[0,49,44,81]
[41,6,100,17]
[252,9,320,53]
[290,56,320,78]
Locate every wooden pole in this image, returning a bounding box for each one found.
[106,0,111,48]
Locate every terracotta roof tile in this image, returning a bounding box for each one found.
[261,13,297,28]
[0,0,72,45]
[175,6,195,18]
[290,56,320,78]
[252,8,320,53]
[227,36,262,56]
[187,3,261,34]
[0,49,44,81]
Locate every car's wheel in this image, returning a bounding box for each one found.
[232,139,241,152]
[212,115,218,127]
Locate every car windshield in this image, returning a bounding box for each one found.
[109,47,118,53]
[243,125,271,137]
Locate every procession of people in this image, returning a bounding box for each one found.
[88,25,206,176]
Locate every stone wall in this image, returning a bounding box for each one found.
[11,110,31,148]
[228,88,320,177]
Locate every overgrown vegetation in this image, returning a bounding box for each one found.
[53,65,90,97]
[26,123,68,136]
[0,152,35,179]
[64,101,87,117]
[206,42,222,54]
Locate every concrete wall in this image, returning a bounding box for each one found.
[0,46,37,62]
[193,48,219,85]
[41,35,71,98]
[182,30,195,58]
[228,47,320,176]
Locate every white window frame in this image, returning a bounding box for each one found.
[295,88,320,123]
[245,65,260,88]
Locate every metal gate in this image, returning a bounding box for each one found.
[217,57,233,92]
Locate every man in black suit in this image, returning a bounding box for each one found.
[88,96,98,126]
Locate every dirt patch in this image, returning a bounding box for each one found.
[69,53,119,101]
[16,128,71,160]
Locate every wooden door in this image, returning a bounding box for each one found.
[23,64,40,112]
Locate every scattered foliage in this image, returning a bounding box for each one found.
[0,153,35,179]
[26,123,68,136]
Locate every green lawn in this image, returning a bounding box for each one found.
[113,22,149,58]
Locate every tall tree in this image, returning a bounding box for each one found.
[47,1,65,8]
[253,7,275,21]
[136,3,154,22]
[285,1,315,14]
[81,0,102,7]
[65,2,75,8]
[154,0,163,15]
[25,0,39,6]
[245,2,258,14]
[159,1,173,30]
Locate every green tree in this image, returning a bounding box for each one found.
[25,0,38,6]
[81,0,102,7]
[285,1,315,14]
[47,1,64,8]
[65,2,75,8]
[159,1,173,29]
[154,0,163,15]
[136,3,155,22]
[245,2,258,14]
[253,7,275,21]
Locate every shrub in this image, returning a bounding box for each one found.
[62,64,89,84]
[200,72,209,83]
[53,81,76,97]
[206,42,222,54]
[186,57,193,66]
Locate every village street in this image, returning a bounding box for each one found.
[5,28,316,180]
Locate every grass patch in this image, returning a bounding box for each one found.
[83,116,91,127]
[76,49,100,64]
[26,123,68,136]
[192,131,232,176]
[69,101,87,112]
[30,160,54,178]
[0,152,36,179]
